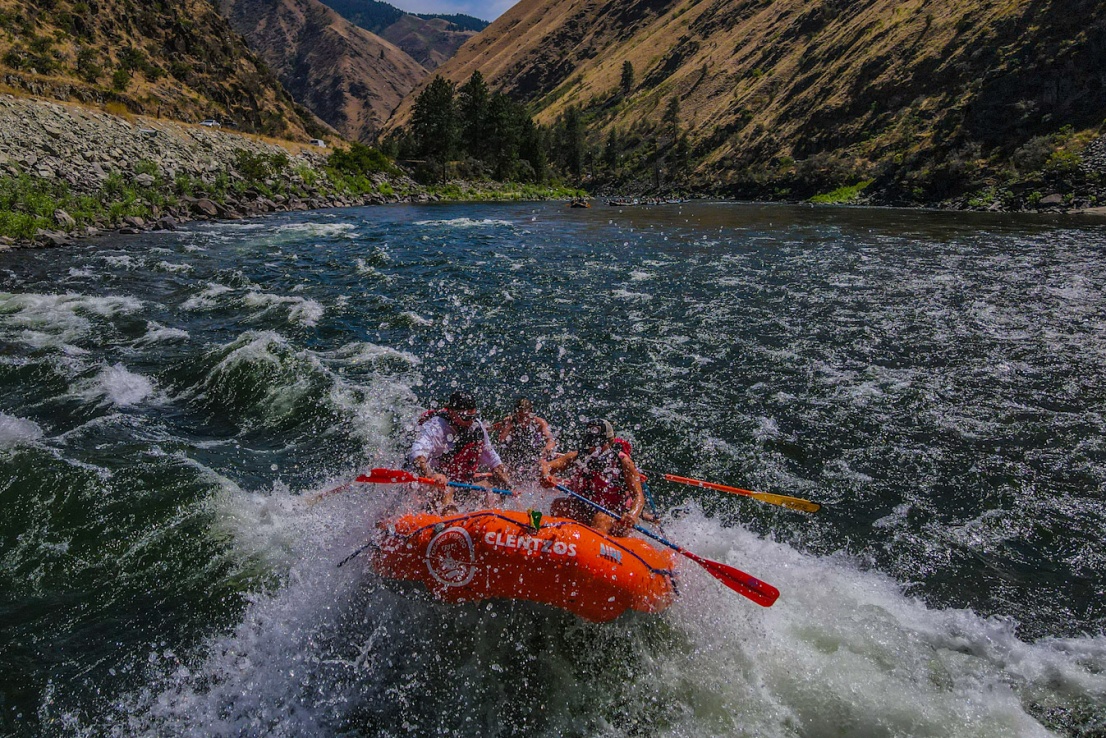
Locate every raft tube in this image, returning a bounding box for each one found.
[369,509,679,622]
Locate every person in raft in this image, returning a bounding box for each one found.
[540,419,645,536]
[409,390,512,513]
[491,397,557,483]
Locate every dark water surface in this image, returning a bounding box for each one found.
[0,202,1103,736]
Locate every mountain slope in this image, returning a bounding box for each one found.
[219,0,428,142]
[0,0,325,140]
[378,14,478,69]
[393,0,1106,203]
[319,0,484,69]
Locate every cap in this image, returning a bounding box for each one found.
[579,418,615,449]
[446,391,477,411]
[588,419,615,440]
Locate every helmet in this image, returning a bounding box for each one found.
[446,391,477,412]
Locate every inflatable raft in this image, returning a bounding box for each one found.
[369,508,679,622]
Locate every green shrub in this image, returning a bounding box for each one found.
[809,181,873,204]
[111,68,131,91]
[327,143,396,176]
[1045,149,1081,176]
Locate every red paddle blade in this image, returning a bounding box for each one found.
[358,468,419,485]
[680,548,780,607]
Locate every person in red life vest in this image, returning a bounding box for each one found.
[409,390,512,513]
[491,397,557,484]
[540,419,645,536]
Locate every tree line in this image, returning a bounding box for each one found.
[383,72,591,185]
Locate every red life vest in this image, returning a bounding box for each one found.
[567,443,632,512]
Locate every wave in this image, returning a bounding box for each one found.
[413,218,516,228]
[99,501,1103,737]
[71,362,158,408]
[0,412,44,449]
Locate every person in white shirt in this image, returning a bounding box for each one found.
[409,390,511,513]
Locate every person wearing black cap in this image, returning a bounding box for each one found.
[492,397,557,484]
[409,390,512,512]
[539,419,645,536]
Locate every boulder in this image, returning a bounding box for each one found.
[53,209,76,228]
[34,229,71,246]
[191,198,219,217]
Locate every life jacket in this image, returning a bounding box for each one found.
[568,443,632,512]
[421,409,486,482]
[500,417,547,467]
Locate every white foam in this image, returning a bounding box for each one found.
[276,223,357,238]
[135,321,190,345]
[243,291,324,327]
[101,254,140,270]
[0,292,144,350]
[181,283,234,311]
[413,218,515,228]
[105,502,1103,737]
[156,261,194,274]
[612,289,653,301]
[0,412,44,448]
[73,363,157,407]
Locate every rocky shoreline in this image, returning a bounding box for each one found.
[0,94,433,249]
[3,95,1104,252]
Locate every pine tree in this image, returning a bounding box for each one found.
[411,76,457,167]
[603,128,620,172]
[457,71,490,161]
[620,60,634,97]
[518,117,547,183]
[562,106,586,180]
[486,92,522,180]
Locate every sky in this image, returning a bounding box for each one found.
[386,0,516,22]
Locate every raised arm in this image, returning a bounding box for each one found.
[617,454,646,532]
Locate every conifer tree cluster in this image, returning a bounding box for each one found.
[388,73,549,184]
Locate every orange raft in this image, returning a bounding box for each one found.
[368,509,679,622]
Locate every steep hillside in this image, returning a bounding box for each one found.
[394,0,1106,205]
[320,0,483,69]
[0,0,326,140]
[378,15,477,69]
[219,0,428,142]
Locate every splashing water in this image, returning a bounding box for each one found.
[1,202,1104,736]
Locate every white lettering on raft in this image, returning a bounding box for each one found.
[484,531,577,557]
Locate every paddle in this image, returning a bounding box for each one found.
[359,467,514,497]
[651,472,820,513]
[553,483,779,607]
[307,479,359,506]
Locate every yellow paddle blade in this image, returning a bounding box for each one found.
[661,474,821,514]
[752,492,821,513]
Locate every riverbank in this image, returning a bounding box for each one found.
[0,94,582,248]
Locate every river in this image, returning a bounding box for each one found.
[1,201,1103,736]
